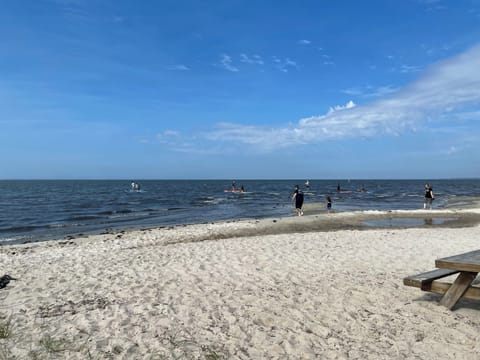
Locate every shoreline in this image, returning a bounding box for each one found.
[3,197,480,247]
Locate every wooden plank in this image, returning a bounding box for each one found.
[436,250,480,272]
[423,281,480,301]
[403,268,459,290]
[439,272,478,310]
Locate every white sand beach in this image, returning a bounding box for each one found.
[1,210,480,359]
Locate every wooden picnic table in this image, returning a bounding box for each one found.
[404,249,480,310]
[435,250,480,309]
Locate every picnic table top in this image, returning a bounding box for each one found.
[436,249,480,273]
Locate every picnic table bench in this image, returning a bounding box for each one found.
[404,249,480,310]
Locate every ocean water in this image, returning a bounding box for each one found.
[0,179,479,245]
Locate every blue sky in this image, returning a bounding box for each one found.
[1,0,480,179]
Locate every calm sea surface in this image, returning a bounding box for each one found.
[1,179,479,245]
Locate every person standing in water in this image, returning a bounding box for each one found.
[424,183,434,209]
[326,196,332,213]
[291,185,304,216]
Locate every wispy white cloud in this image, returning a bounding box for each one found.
[162,130,180,136]
[203,45,480,150]
[204,102,359,150]
[449,110,480,121]
[156,130,222,154]
[168,64,189,71]
[342,87,365,96]
[206,122,307,148]
[219,54,239,72]
[327,100,356,113]
[321,54,335,66]
[342,85,399,98]
[447,145,458,154]
[420,43,452,58]
[48,0,93,23]
[240,54,264,65]
[399,64,422,73]
[156,130,179,144]
[298,39,311,45]
[272,56,298,73]
[215,53,298,73]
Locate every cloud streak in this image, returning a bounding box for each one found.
[205,45,480,150]
[342,85,399,98]
[219,54,239,72]
[240,54,264,65]
[168,64,189,71]
[273,56,298,73]
[298,39,311,45]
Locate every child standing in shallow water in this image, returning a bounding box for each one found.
[326,196,332,213]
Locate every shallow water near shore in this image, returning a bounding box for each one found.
[363,217,458,227]
[1,179,479,244]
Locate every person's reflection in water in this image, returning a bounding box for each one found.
[424,218,433,225]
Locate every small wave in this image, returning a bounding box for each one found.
[375,194,392,198]
[148,208,169,214]
[191,197,221,206]
[203,199,221,204]
[48,223,80,229]
[114,209,133,214]
[0,236,23,244]
[0,225,45,233]
[167,207,185,211]
[66,215,103,221]
[108,209,157,219]
[99,209,133,216]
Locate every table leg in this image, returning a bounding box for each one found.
[439,271,478,310]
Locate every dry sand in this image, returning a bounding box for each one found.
[1,209,480,359]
